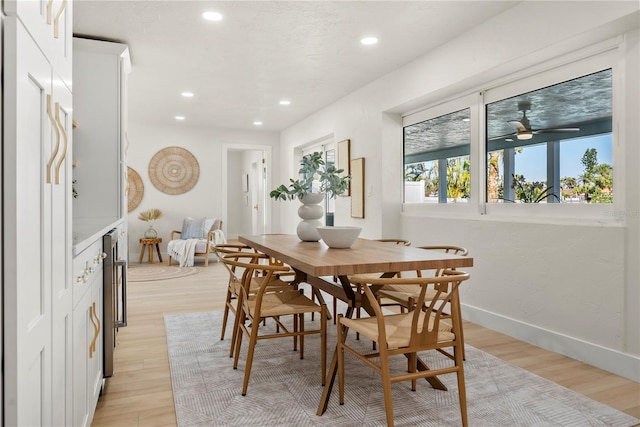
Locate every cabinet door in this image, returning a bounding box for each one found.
[2,18,53,427]
[4,0,54,52]
[88,278,104,420]
[51,74,73,426]
[51,0,73,88]
[4,0,72,86]
[72,287,92,427]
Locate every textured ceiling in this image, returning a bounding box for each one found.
[404,69,613,157]
[73,1,519,132]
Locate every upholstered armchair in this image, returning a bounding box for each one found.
[167,218,226,267]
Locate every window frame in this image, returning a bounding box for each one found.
[401,37,624,225]
[402,92,481,216]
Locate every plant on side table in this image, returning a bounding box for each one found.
[138,208,163,238]
[270,152,350,241]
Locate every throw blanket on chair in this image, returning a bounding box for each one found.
[167,239,200,267]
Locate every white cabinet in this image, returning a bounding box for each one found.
[4,0,73,88]
[73,38,131,230]
[72,239,104,427]
[2,15,72,426]
[3,0,74,423]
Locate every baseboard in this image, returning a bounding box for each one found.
[463,304,640,382]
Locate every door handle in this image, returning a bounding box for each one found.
[54,0,67,38]
[46,0,54,24]
[115,260,128,327]
[88,304,97,358]
[46,95,61,184]
[254,204,259,211]
[54,102,68,184]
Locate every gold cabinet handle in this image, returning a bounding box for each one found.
[93,302,101,336]
[46,95,61,184]
[53,0,67,38]
[47,0,54,24]
[88,305,96,358]
[54,102,68,184]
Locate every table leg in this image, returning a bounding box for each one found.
[317,305,354,416]
[138,244,145,263]
[148,245,153,263]
[155,243,163,262]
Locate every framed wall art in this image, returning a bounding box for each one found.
[350,157,364,218]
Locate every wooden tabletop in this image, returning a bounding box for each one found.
[239,234,473,277]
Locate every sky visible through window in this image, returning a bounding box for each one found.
[514,135,612,182]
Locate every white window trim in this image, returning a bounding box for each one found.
[402,93,479,215]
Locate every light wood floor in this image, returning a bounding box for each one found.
[92,259,640,426]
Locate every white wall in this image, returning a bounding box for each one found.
[278,2,640,381]
[126,122,279,260]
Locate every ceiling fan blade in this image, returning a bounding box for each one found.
[507,120,527,132]
[533,127,580,134]
[488,131,517,141]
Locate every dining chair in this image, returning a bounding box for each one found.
[225,252,327,396]
[324,238,411,326]
[338,270,471,427]
[215,245,292,356]
[343,239,412,346]
[376,245,469,358]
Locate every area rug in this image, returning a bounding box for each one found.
[165,311,639,427]
[128,265,199,282]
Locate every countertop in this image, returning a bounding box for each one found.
[73,217,123,257]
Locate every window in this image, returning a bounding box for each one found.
[404,108,471,203]
[486,69,613,204]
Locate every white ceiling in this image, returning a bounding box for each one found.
[73,1,519,132]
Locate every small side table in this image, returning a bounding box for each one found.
[139,237,163,263]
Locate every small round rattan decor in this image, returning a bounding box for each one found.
[148,146,200,195]
[127,167,144,212]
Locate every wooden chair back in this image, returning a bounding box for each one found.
[349,270,470,349]
[377,239,411,246]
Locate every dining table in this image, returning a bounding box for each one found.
[238,234,474,415]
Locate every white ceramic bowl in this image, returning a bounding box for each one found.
[317,226,362,249]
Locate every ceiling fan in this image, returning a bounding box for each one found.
[489,100,580,141]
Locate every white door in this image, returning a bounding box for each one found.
[250,154,267,235]
[3,18,54,426]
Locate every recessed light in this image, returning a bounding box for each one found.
[279,100,291,106]
[175,116,185,121]
[253,121,263,126]
[462,118,470,122]
[360,36,378,45]
[181,92,194,98]
[202,11,223,21]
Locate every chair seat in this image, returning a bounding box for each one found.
[340,311,454,348]
[246,291,323,317]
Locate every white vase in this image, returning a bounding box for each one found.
[296,193,325,241]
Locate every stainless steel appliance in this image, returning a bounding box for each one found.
[103,228,127,377]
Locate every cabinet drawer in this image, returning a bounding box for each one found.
[73,239,105,308]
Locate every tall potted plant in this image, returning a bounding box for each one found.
[270,152,350,241]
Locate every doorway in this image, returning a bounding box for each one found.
[222,145,270,239]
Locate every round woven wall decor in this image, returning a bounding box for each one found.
[148,146,200,195]
[127,167,144,212]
